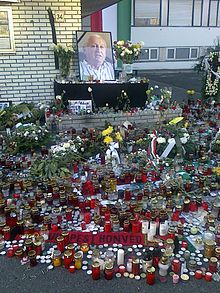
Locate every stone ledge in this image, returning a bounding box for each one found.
[46,109,182,130]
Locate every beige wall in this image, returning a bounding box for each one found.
[0,0,81,103]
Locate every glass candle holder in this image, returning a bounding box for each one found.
[92,261,101,280]
[132,258,140,275]
[104,262,114,280]
[61,231,69,246]
[203,240,215,258]
[208,257,218,273]
[64,250,73,269]
[56,236,65,253]
[80,243,90,253]
[146,266,155,285]
[28,250,37,267]
[74,251,83,269]
[52,250,62,267]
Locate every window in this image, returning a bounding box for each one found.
[167,47,198,60]
[208,0,219,26]
[139,48,159,61]
[167,48,175,59]
[190,48,198,59]
[168,0,193,26]
[193,0,202,26]
[0,7,15,53]
[135,0,161,26]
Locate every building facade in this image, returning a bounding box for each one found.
[0,0,81,103]
[102,0,220,70]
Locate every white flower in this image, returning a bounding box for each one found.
[63,142,70,149]
[157,137,166,144]
[88,87,92,93]
[35,137,38,141]
[180,137,188,144]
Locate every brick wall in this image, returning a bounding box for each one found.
[46,109,182,131]
[0,0,81,104]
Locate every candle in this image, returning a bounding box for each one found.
[52,250,62,267]
[117,249,124,266]
[205,271,212,282]
[146,266,155,285]
[195,270,203,279]
[118,265,126,274]
[126,258,132,273]
[104,262,114,280]
[74,251,82,269]
[64,250,73,269]
[132,258,140,275]
[68,265,76,273]
[105,221,111,232]
[172,274,179,284]
[56,236,65,253]
[28,250,37,267]
[172,259,181,274]
[142,220,149,234]
[208,257,218,273]
[92,262,100,280]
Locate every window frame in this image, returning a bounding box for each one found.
[166,47,199,60]
[138,47,159,62]
[0,6,15,53]
[167,0,194,27]
[134,0,162,27]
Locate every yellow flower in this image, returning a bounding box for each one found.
[186,89,195,95]
[136,138,143,144]
[104,135,113,144]
[116,132,123,142]
[102,126,113,136]
[213,167,220,176]
[169,116,184,125]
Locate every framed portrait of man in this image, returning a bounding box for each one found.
[76,31,115,81]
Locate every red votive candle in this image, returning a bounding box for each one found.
[205,272,212,282]
[195,270,203,279]
[92,262,100,280]
[124,189,131,201]
[84,212,91,224]
[81,221,86,230]
[181,240,188,249]
[132,221,140,233]
[118,265,126,274]
[51,224,58,232]
[146,266,155,285]
[68,265,76,273]
[172,259,181,274]
[7,248,14,257]
[64,250,73,269]
[105,221,111,232]
[56,236,65,253]
[104,211,110,221]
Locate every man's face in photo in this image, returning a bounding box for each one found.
[84,35,107,68]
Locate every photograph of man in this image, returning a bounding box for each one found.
[77,32,115,81]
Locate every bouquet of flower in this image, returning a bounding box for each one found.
[0,103,45,131]
[6,124,50,154]
[51,43,75,77]
[113,40,144,64]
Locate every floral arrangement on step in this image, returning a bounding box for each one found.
[113,40,144,64]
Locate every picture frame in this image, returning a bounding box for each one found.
[0,100,12,110]
[76,31,115,82]
[0,6,15,53]
[68,100,92,114]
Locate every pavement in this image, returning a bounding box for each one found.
[0,70,218,293]
[0,255,220,293]
[140,69,203,103]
